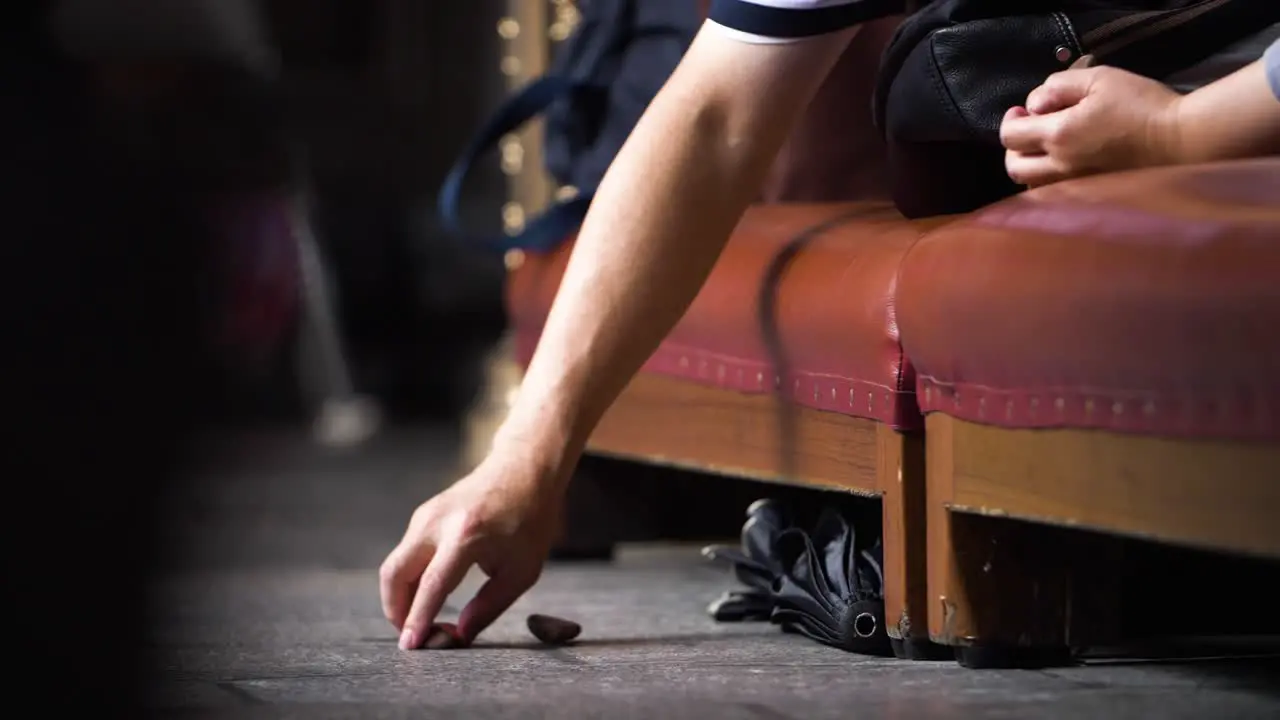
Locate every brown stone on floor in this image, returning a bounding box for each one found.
[527,614,582,645]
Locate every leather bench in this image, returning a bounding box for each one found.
[500,10,1280,667]
[507,157,1280,669]
[896,158,1280,664]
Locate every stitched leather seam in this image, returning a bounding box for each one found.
[512,331,916,396]
[915,375,1280,439]
[653,344,913,395]
[926,33,968,131]
[1052,12,1084,58]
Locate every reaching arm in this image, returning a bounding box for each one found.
[495,22,859,486]
[1171,40,1280,164]
[381,2,902,650]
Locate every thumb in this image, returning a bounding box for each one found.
[456,568,538,643]
[1026,67,1098,115]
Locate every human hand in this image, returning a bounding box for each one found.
[379,444,567,649]
[1000,63,1185,187]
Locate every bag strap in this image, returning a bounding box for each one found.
[436,0,634,254]
[437,75,595,254]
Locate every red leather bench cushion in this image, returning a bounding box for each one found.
[508,203,944,429]
[896,159,1280,441]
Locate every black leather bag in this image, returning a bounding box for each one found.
[703,499,893,657]
[873,0,1280,218]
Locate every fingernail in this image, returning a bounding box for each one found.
[399,628,419,650]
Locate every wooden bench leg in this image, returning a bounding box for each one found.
[925,415,1124,668]
[877,426,949,660]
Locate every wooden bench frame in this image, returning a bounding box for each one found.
[585,375,1280,667]
[923,414,1280,666]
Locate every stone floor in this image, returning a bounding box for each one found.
[150,425,1280,718]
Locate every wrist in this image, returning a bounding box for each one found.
[1149,93,1190,167]
[491,411,584,495]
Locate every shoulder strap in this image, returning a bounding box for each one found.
[437,75,592,254]
[438,2,637,254]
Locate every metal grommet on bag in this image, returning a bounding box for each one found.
[1054,45,1074,64]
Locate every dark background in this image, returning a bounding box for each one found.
[231,0,513,421]
[7,1,512,712]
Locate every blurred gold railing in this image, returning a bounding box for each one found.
[497,1,580,271]
[463,3,582,471]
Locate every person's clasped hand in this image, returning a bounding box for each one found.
[1000,62,1186,187]
[379,442,566,650]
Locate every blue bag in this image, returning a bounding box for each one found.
[439,0,700,253]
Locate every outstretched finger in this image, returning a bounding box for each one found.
[457,569,538,643]
[400,539,473,649]
[379,542,433,632]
